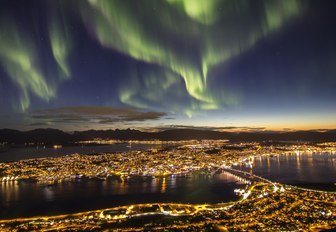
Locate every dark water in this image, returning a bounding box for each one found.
[0,172,243,219]
[251,152,336,191]
[0,144,162,162]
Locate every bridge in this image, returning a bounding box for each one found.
[214,165,282,193]
[220,166,274,184]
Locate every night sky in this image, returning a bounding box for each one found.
[0,0,335,131]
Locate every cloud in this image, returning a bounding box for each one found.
[151,125,266,132]
[29,106,167,126]
[28,122,51,127]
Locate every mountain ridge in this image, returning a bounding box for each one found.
[0,128,336,145]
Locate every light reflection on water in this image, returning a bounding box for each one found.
[250,152,336,189]
[0,171,243,219]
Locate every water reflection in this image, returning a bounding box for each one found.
[1,181,19,206]
[43,187,54,202]
[0,171,242,219]
[251,152,336,190]
[161,177,166,193]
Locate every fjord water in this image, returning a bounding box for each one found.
[0,171,242,219]
[0,144,163,162]
[251,152,336,191]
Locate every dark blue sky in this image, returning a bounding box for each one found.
[0,0,335,131]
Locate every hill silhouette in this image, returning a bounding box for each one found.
[0,128,336,145]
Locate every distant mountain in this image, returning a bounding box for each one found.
[0,128,336,145]
[0,129,21,143]
[0,128,73,145]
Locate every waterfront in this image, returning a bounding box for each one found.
[0,171,243,219]
[0,143,163,162]
[1,181,335,231]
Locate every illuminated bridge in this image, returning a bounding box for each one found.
[219,165,276,186]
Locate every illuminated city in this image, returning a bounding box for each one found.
[0,141,335,230]
[1,140,336,184]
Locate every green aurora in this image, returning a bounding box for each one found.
[0,0,301,114]
[82,0,301,116]
[1,0,336,131]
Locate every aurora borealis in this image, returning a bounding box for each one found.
[0,0,335,131]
